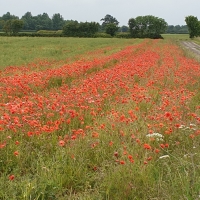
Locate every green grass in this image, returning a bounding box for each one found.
[162,34,190,41]
[194,37,200,45]
[0,37,140,70]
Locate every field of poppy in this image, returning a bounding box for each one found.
[0,37,200,199]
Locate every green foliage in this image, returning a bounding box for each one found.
[185,16,200,38]
[119,25,129,32]
[21,12,36,30]
[105,23,119,36]
[115,32,131,38]
[101,14,119,30]
[93,32,112,38]
[3,19,24,35]
[128,15,167,38]
[63,21,99,37]
[1,12,18,21]
[35,13,53,30]
[166,25,189,34]
[52,13,65,30]
[0,20,4,29]
[11,20,24,35]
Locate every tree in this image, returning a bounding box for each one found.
[3,20,12,34]
[34,13,52,30]
[3,19,23,35]
[63,20,79,36]
[1,12,18,21]
[119,25,129,32]
[21,12,36,30]
[52,13,65,30]
[12,20,24,35]
[101,14,119,30]
[0,20,5,29]
[185,16,200,38]
[105,23,119,36]
[128,15,167,38]
[63,21,99,37]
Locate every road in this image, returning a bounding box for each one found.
[181,41,200,56]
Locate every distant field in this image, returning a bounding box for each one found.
[0,37,141,70]
[162,33,190,40]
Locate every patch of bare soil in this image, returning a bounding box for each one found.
[181,41,200,56]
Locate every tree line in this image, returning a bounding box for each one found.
[0,11,196,38]
[166,25,188,34]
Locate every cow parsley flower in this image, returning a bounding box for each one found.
[146,132,164,141]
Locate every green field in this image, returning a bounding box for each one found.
[0,37,141,70]
[1,34,199,71]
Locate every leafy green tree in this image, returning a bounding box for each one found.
[63,21,99,37]
[166,25,175,34]
[34,13,53,30]
[185,16,200,38]
[101,14,119,30]
[63,20,79,36]
[3,20,12,34]
[12,20,24,35]
[166,25,188,34]
[0,20,5,29]
[105,23,119,36]
[52,13,65,30]
[128,15,167,38]
[1,12,18,21]
[21,12,36,30]
[3,19,23,35]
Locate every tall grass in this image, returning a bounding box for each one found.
[0,37,140,70]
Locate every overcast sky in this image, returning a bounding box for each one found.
[1,0,200,26]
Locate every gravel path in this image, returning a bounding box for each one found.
[181,41,200,56]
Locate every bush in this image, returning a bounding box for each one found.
[93,32,112,38]
[0,30,64,37]
[115,32,131,38]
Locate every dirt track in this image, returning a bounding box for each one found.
[181,41,200,56]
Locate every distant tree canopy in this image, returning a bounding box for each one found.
[1,12,18,21]
[119,25,129,32]
[128,15,168,38]
[166,25,188,34]
[34,13,53,30]
[21,12,36,30]
[63,21,99,37]
[52,13,65,30]
[0,11,193,38]
[185,16,200,38]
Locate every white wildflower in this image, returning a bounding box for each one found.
[159,155,170,159]
[146,132,164,141]
[179,125,185,129]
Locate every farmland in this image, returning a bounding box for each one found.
[0,36,200,199]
